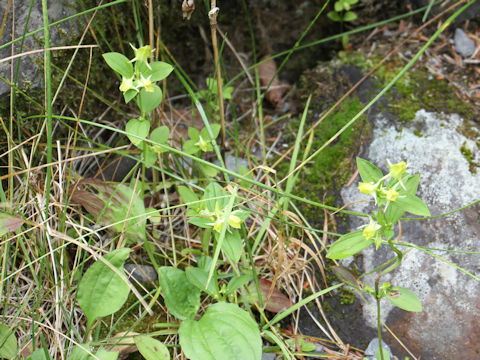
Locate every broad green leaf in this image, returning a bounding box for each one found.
[77,248,131,328]
[200,124,220,141]
[150,126,170,153]
[334,1,343,11]
[326,231,373,259]
[219,231,243,264]
[375,347,391,360]
[394,195,430,216]
[178,186,200,209]
[384,202,405,225]
[186,267,217,296]
[199,163,219,178]
[134,336,169,360]
[68,344,91,360]
[103,53,133,78]
[0,324,17,359]
[188,127,200,141]
[0,212,23,236]
[343,11,357,21]
[386,286,422,312]
[138,86,163,113]
[179,302,261,360]
[327,11,341,21]
[27,348,51,360]
[142,144,157,168]
[204,183,228,211]
[183,140,199,155]
[356,157,383,184]
[188,215,213,229]
[95,348,119,360]
[126,118,150,147]
[157,267,200,320]
[146,61,174,82]
[225,274,252,295]
[124,89,137,103]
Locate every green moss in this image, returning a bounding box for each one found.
[460,141,478,174]
[277,97,371,226]
[339,288,355,305]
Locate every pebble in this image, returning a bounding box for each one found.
[454,28,476,57]
[124,264,158,283]
[365,338,393,360]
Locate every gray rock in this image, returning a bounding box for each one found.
[0,0,77,96]
[454,28,476,57]
[341,110,480,359]
[261,353,277,360]
[124,264,158,283]
[365,338,393,360]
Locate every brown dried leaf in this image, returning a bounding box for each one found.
[106,332,139,360]
[0,212,24,236]
[249,278,293,313]
[258,55,289,106]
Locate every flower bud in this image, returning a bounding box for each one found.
[363,219,381,240]
[119,76,136,93]
[388,160,407,179]
[385,189,399,202]
[358,182,376,195]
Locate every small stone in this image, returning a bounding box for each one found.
[124,264,157,283]
[261,353,277,360]
[365,338,393,360]
[454,28,476,57]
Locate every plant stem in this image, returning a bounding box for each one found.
[209,1,225,158]
[375,281,385,360]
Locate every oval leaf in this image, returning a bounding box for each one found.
[77,248,131,328]
[126,118,150,147]
[0,324,17,359]
[386,286,422,312]
[247,279,293,313]
[220,231,243,264]
[394,195,430,217]
[0,212,23,236]
[103,53,133,78]
[179,302,261,360]
[157,267,200,320]
[138,86,163,113]
[147,61,174,82]
[225,274,252,295]
[134,336,169,360]
[326,231,373,259]
[150,126,170,153]
[185,267,217,296]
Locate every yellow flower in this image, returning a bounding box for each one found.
[130,44,154,64]
[195,135,209,152]
[228,214,242,229]
[388,160,407,179]
[362,219,381,240]
[358,182,377,195]
[119,76,136,93]
[385,189,399,202]
[138,75,155,92]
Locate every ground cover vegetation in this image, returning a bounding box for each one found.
[0,0,479,359]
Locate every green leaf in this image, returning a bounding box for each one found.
[343,11,357,21]
[157,267,200,320]
[334,2,343,12]
[219,231,243,263]
[77,248,131,328]
[179,302,261,360]
[178,186,200,209]
[327,11,341,21]
[146,61,174,81]
[357,157,384,184]
[150,126,170,153]
[126,118,150,147]
[204,183,228,211]
[95,348,119,360]
[103,53,133,78]
[199,163,219,178]
[142,144,157,168]
[124,89,137,103]
[186,267,217,296]
[27,348,51,360]
[326,231,373,259]
[386,286,422,312]
[375,347,391,360]
[394,195,430,216]
[0,212,23,236]
[0,324,17,359]
[188,127,200,141]
[134,336,170,360]
[138,86,163,113]
[183,139,199,154]
[68,344,92,360]
[225,274,252,295]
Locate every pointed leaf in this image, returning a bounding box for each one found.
[186,267,217,296]
[27,349,51,360]
[103,53,133,78]
[356,157,383,184]
[219,231,243,264]
[178,186,200,209]
[326,231,373,259]
[179,302,261,360]
[327,11,341,21]
[77,248,131,328]
[394,195,430,216]
[146,61,174,82]
[126,118,150,147]
[134,336,169,360]
[343,11,357,21]
[0,324,17,359]
[150,126,170,153]
[0,212,23,236]
[225,274,252,295]
[157,267,200,320]
[386,286,422,312]
[204,183,228,211]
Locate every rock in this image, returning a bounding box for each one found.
[0,1,77,96]
[124,264,158,283]
[365,338,393,360]
[340,110,480,359]
[453,28,476,58]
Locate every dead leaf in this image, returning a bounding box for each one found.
[0,212,24,236]
[258,55,289,106]
[248,278,293,313]
[106,332,139,360]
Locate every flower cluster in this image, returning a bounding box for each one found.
[118,45,155,95]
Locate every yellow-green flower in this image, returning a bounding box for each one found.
[130,44,154,64]
[385,189,399,202]
[227,213,242,229]
[119,76,136,93]
[358,182,377,195]
[362,219,381,240]
[195,135,209,152]
[388,160,407,179]
[138,74,155,92]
